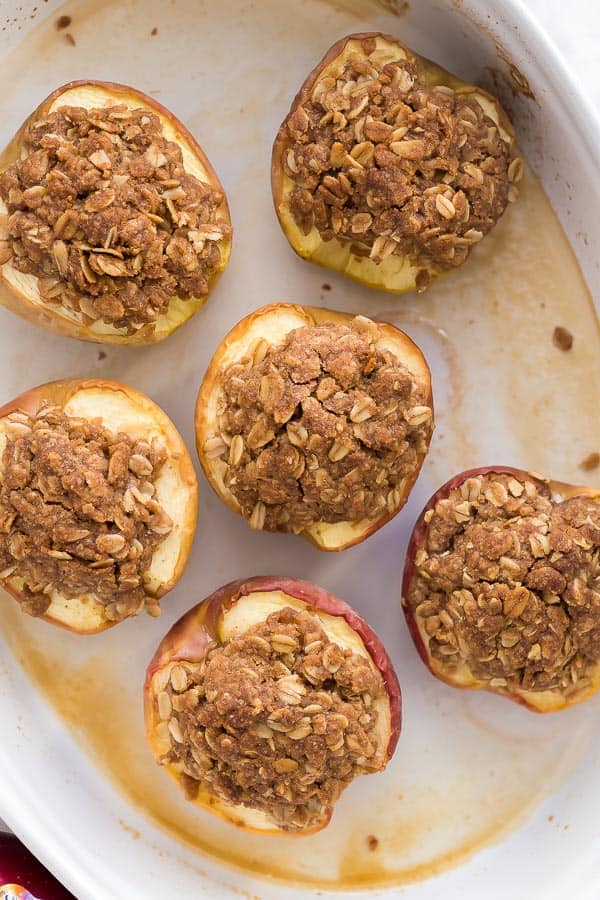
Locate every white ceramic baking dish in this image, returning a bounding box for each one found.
[0,1,598,898]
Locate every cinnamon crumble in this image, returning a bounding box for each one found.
[281,37,518,280]
[0,404,173,621]
[404,472,600,697]
[0,104,231,333]
[207,316,432,532]
[155,606,386,831]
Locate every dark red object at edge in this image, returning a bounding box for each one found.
[0,834,74,899]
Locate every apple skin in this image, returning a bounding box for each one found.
[402,466,600,713]
[195,302,433,551]
[0,80,232,345]
[0,378,198,634]
[271,32,515,295]
[145,575,402,835]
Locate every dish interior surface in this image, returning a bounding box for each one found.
[0,0,598,898]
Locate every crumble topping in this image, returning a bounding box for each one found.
[205,316,432,532]
[0,404,173,622]
[0,103,231,333]
[281,37,519,282]
[155,606,386,831]
[404,472,600,696]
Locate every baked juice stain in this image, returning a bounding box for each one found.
[0,0,598,892]
[1,595,595,890]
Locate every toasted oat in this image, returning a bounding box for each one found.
[158,606,386,831]
[215,317,432,532]
[0,404,172,621]
[404,472,600,695]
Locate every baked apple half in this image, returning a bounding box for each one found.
[0,378,198,632]
[145,575,401,834]
[0,80,232,344]
[195,303,433,550]
[272,32,519,294]
[402,466,600,712]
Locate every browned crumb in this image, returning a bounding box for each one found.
[0,104,230,334]
[156,607,386,831]
[211,316,432,532]
[55,14,71,30]
[281,37,517,271]
[367,834,379,851]
[580,452,600,472]
[405,472,600,696]
[553,326,573,351]
[321,283,332,291]
[151,27,158,36]
[97,350,107,361]
[0,404,173,622]
[65,32,76,46]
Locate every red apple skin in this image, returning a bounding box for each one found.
[147,575,401,757]
[402,466,600,713]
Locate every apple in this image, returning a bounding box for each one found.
[272,32,516,294]
[145,575,401,834]
[195,302,433,551]
[0,80,232,344]
[0,378,198,633]
[402,466,600,712]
